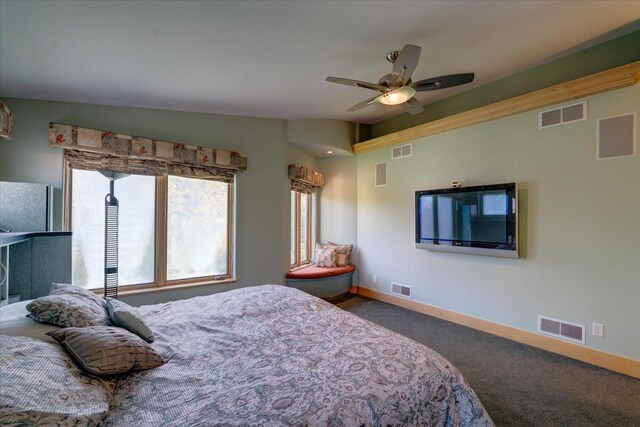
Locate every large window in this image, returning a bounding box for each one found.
[67,167,233,291]
[291,190,312,268]
[71,169,156,287]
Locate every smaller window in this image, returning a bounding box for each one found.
[166,176,231,281]
[291,191,312,268]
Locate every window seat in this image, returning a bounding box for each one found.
[285,264,355,300]
[286,264,355,280]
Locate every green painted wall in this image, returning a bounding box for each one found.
[0,98,318,306]
[357,84,639,360]
[370,30,640,138]
[287,119,355,156]
[318,156,357,247]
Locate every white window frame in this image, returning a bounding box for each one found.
[291,190,313,269]
[63,162,235,293]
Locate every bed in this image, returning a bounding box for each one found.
[1,285,493,426]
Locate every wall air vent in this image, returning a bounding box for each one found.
[391,282,411,299]
[375,163,387,187]
[597,112,636,160]
[538,315,585,344]
[538,101,587,129]
[392,143,412,159]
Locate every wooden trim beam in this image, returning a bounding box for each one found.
[356,286,640,379]
[353,61,640,154]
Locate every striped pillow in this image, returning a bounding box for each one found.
[47,326,165,376]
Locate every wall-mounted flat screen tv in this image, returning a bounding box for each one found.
[415,183,518,258]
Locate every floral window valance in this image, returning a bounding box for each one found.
[288,164,324,194]
[49,123,247,182]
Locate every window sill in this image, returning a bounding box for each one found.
[290,262,312,272]
[91,278,237,297]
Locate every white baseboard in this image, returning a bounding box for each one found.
[354,285,640,379]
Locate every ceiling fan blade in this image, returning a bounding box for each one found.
[326,76,387,92]
[404,97,424,115]
[411,73,475,91]
[392,44,421,82]
[347,95,380,112]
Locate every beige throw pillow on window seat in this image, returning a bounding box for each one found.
[314,244,337,268]
[327,242,354,267]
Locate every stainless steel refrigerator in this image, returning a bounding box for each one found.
[0,181,54,232]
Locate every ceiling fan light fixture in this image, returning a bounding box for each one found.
[377,86,416,106]
[326,44,474,114]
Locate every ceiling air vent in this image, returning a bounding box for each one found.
[391,282,411,298]
[538,315,585,344]
[539,101,587,129]
[375,163,387,187]
[392,143,412,159]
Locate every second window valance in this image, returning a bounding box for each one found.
[49,123,247,181]
[289,164,324,194]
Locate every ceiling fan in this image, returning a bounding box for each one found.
[326,44,474,115]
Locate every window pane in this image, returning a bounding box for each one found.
[291,191,296,265]
[167,176,229,280]
[300,193,308,262]
[71,170,155,289]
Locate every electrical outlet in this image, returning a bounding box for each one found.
[592,323,604,337]
[372,275,377,283]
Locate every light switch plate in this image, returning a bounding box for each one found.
[592,323,604,337]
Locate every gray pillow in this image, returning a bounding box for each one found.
[0,335,113,426]
[106,298,155,342]
[27,291,112,328]
[49,282,104,299]
[47,326,165,376]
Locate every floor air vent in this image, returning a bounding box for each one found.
[539,101,587,129]
[392,143,412,159]
[538,315,585,344]
[391,282,411,298]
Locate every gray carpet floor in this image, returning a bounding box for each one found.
[336,296,640,426]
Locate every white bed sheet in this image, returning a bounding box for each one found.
[0,300,59,342]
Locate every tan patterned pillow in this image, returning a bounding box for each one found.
[313,243,330,263]
[313,242,327,262]
[328,242,354,266]
[27,292,112,328]
[49,283,104,301]
[47,326,165,376]
[314,245,337,268]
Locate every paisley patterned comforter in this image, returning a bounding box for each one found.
[104,285,493,426]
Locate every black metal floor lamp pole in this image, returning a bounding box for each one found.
[99,171,129,300]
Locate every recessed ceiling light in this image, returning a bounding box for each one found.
[326,150,333,154]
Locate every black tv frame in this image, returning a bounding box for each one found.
[415,183,518,258]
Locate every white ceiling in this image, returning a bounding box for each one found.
[1,1,639,124]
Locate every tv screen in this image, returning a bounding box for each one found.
[415,183,518,258]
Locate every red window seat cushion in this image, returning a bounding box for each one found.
[286,264,355,280]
